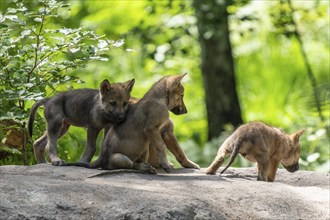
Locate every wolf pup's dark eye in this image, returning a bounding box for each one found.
[109,101,117,107]
[123,101,128,106]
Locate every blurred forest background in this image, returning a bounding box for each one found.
[0,0,329,172]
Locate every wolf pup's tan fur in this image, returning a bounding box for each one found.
[90,73,188,173]
[28,79,135,166]
[129,94,198,170]
[148,118,199,170]
[206,122,304,182]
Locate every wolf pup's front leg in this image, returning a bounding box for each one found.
[149,136,172,173]
[160,120,200,169]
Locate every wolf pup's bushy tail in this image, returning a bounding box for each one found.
[28,98,49,137]
[220,141,242,175]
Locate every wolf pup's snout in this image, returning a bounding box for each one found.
[117,112,126,122]
[171,104,187,115]
[283,163,299,173]
[167,73,188,115]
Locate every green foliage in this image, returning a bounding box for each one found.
[0,0,116,120]
[0,0,121,164]
[229,0,330,171]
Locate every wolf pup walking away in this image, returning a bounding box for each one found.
[28,79,135,166]
[206,122,304,182]
[90,73,188,173]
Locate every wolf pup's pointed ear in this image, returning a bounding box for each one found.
[124,79,135,92]
[292,130,305,144]
[172,73,187,85]
[177,73,187,82]
[100,79,111,95]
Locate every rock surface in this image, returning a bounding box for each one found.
[0,164,329,220]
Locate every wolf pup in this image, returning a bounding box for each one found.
[128,98,199,171]
[206,122,304,182]
[89,73,187,173]
[28,79,135,166]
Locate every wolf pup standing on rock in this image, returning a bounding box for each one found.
[89,73,188,173]
[206,122,304,182]
[28,79,135,166]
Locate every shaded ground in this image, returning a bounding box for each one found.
[0,164,329,220]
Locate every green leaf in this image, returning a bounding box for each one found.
[0,23,8,28]
[61,4,70,8]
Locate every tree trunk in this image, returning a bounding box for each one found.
[193,0,243,140]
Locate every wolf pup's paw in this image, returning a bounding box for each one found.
[51,159,66,166]
[182,159,200,169]
[257,175,267,181]
[77,160,90,166]
[139,163,157,174]
[160,162,172,173]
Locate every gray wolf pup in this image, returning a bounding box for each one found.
[28,79,135,166]
[206,122,304,182]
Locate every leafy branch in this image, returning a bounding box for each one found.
[0,0,124,163]
[0,0,120,121]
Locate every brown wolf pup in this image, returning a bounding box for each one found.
[128,98,199,171]
[148,119,199,170]
[89,73,188,173]
[206,122,304,182]
[28,79,135,166]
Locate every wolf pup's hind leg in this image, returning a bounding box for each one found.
[206,143,228,175]
[33,121,70,164]
[109,153,157,174]
[206,153,226,175]
[45,117,67,166]
[33,132,48,163]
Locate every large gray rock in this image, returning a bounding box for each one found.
[0,164,329,220]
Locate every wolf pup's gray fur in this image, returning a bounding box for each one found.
[28,79,135,166]
[89,73,187,173]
